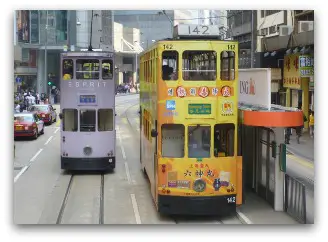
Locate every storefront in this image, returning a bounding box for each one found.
[283,54,314,129]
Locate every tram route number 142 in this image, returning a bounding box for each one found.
[227,197,236,203]
[187,25,210,35]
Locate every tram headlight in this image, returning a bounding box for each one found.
[83,146,92,156]
[193,179,206,192]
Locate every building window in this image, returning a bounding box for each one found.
[80,110,96,132]
[162,51,178,80]
[220,51,235,81]
[269,25,277,34]
[214,124,235,157]
[98,109,114,131]
[161,124,185,158]
[261,10,265,18]
[266,10,281,16]
[261,28,268,36]
[182,51,216,81]
[63,109,78,132]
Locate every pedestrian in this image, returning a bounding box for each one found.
[309,110,314,138]
[36,92,40,104]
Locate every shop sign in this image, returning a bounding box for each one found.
[283,54,302,90]
[299,55,314,77]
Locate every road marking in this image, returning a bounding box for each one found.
[130,194,141,224]
[124,162,132,184]
[56,119,61,126]
[14,166,29,183]
[287,154,314,169]
[30,148,43,163]
[117,131,126,160]
[44,136,53,145]
[54,127,60,134]
[236,209,253,224]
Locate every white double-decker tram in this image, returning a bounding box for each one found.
[59,51,116,171]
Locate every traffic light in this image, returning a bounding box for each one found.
[48,81,52,86]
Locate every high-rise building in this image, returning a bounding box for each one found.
[14,10,114,93]
[114,10,197,49]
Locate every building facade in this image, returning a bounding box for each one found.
[14,10,114,94]
[227,10,257,69]
[256,10,314,128]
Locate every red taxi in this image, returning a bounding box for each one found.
[29,104,57,125]
[14,113,45,139]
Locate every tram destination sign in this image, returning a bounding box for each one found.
[174,24,221,37]
[188,104,211,115]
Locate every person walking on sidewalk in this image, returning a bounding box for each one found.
[295,106,308,144]
[309,110,314,138]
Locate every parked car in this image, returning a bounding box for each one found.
[29,104,57,125]
[14,112,44,139]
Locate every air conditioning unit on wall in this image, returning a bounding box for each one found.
[298,21,314,33]
[279,25,293,36]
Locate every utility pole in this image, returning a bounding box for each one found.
[251,10,254,68]
[45,10,49,97]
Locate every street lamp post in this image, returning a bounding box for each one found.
[44,10,49,98]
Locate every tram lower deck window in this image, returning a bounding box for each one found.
[63,109,78,132]
[98,109,113,131]
[161,124,184,158]
[214,123,235,157]
[188,125,211,158]
[80,109,96,132]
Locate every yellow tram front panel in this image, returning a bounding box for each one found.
[155,40,240,199]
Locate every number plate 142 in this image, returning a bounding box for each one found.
[227,197,236,203]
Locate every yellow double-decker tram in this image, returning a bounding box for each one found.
[139,24,243,215]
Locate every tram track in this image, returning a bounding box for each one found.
[56,174,105,224]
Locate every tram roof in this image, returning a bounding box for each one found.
[61,51,114,58]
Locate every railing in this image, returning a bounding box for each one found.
[284,173,307,224]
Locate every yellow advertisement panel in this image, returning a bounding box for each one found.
[283,54,301,90]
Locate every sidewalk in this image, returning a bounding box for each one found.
[237,192,299,224]
[287,131,314,162]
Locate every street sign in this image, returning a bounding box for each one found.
[15,77,21,83]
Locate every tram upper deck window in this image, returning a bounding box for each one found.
[76,59,100,79]
[80,110,96,132]
[162,51,178,80]
[102,59,113,80]
[182,51,216,81]
[63,109,78,132]
[62,59,74,80]
[220,51,235,81]
[188,125,211,158]
[214,123,235,157]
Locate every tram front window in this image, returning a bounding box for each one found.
[188,125,211,158]
[80,110,96,132]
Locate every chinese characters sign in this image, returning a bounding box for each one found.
[188,104,211,115]
[283,54,302,89]
[299,55,314,77]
